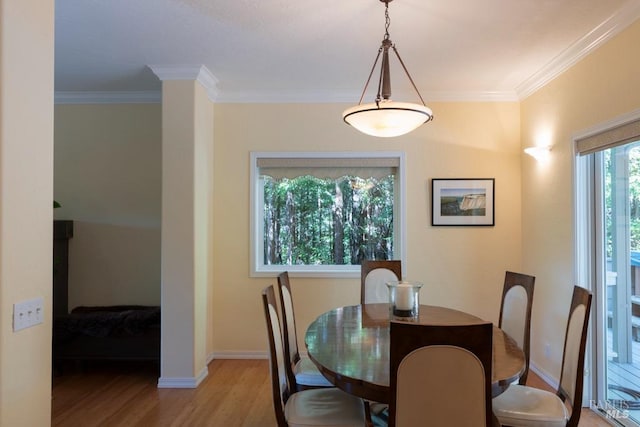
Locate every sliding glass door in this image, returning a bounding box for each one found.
[579,141,640,425]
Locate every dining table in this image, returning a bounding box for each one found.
[304,303,525,404]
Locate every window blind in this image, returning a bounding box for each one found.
[576,118,640,155]
[257,156,399,180]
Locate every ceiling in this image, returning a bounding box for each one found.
[55,0,640,103]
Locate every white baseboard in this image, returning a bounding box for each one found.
[157,365,209,389]
[207,351,268,361]
[158,351,264,387]
[529,361,559,389]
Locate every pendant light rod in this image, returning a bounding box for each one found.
[390,44,427,107]
[356,0,426,108]
[357,48,383,105]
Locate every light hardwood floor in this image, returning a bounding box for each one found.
[52,359,613,426]
[52,359,274,426]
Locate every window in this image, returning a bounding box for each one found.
[250,152,405,277]
[575,113,640,424]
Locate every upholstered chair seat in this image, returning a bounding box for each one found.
[293,357,333,387]
[285,387,367,427]
[492,384,568,427]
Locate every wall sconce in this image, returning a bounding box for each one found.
[524,146,551,161]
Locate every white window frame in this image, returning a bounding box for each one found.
[574,109,640,422]
[250,151,406,278]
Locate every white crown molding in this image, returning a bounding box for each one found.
[53,89,518,104]
[516,0,640,100]
[55,91,161,104]
[148,64,219,102]
[214,89,519,103]
[215,90,360,104]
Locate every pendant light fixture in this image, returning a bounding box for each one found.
[342,0,433,138]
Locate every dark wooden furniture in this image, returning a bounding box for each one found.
[262,286,368,427]
[499,271,535,384]
[277,271,331,390]
[493,286,592,427]
[360,260,402,304]
[390,321,494,427]
[53,220,74,316]
[305,303,525,404]
[278,271,302,388]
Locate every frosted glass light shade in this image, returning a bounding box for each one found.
[524,146,551,161]
[342,101,433,138]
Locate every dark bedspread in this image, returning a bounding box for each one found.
[54,305,160,343]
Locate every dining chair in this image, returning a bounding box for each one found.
[499,271,535,385]
[389,321,494,427]
[262,286,370,427]
[361,260,402,304]
[493,285,592,427]
[277,272,332,390]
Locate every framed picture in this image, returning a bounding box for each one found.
[431,178,495,226]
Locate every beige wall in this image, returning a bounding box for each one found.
[54,104,162,308]
[521,19,640,379]
[67,221,160,308]
[211,101,522,355]
[0,0,54,425]
[54,99,521,360]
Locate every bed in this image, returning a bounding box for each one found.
[53,305,160,364]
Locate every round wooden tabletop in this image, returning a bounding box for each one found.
[304,303,525,403]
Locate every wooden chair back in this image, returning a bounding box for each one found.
[558,285,592,427]
[277,271,301,389]
[389,321,493,427]
[262,285,290,427]
[360,260,402,304]
[498,271,535,384]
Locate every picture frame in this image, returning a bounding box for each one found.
[431,178,495,226]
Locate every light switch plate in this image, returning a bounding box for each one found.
[13,297,44,332]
